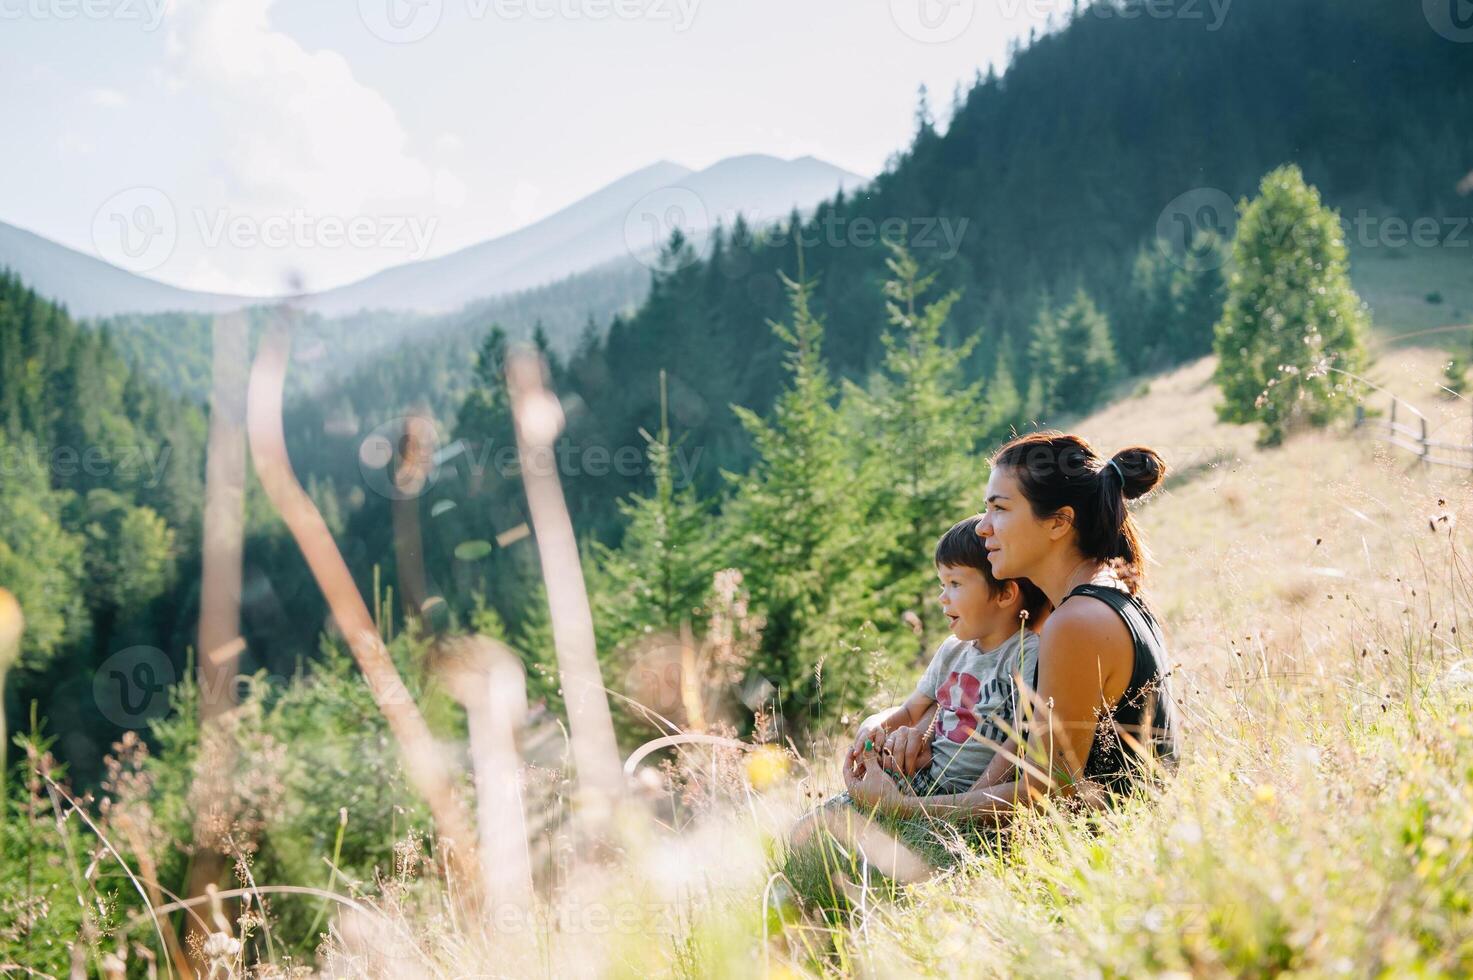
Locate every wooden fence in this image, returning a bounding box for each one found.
[1356,396,1473,471]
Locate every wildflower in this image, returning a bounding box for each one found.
[202,932,241,979]
[743,745,790,791]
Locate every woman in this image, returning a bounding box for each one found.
[846,431,1179,818]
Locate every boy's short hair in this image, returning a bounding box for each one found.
[934,516,1051,622]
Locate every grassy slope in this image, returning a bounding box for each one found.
[113,249,1473,977]
[755,245,1473,976]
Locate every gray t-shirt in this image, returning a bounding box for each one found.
[915,630,1041,793]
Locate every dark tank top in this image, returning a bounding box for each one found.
[1060,584,1179,792]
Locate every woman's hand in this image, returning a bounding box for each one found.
[844,747,907,815]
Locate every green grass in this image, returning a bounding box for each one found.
[17,243,1473,975]
[1351,241,1473,344]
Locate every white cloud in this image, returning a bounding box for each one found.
[166,0,451,216]
[435,132,464,154]
[58,132,96,157]
[86,88,128,108]
[434,168,468,208]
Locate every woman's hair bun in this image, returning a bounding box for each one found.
[1111,446,1166,501]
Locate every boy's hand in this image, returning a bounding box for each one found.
[881,725,932,777]
[851,718,885,758]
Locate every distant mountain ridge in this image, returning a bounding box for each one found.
[0,221,258,319]
[0,154,866,320]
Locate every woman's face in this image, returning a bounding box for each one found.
[976,465,1053,581]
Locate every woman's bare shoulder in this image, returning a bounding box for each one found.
[1038,591,1135,674]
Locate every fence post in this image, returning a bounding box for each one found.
[1391,397,1398,431]
[1421,415,1429,463]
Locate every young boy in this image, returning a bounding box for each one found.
[847,515,1050,799]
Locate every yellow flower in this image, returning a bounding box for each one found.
[1254,784,1277,804]
[744,746,790,791]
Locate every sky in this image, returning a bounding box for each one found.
[0,0,1057,296]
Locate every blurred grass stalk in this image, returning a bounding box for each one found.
[438,637,537,939]
[245,319,484,901]
[180,309,250,967]
[505,349,625,841]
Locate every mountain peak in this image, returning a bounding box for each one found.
[0,152,867,321]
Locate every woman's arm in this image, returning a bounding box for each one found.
[972,736,1022,788]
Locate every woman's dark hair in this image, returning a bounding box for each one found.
[991,432,1166,589]
[935,516,1051,622]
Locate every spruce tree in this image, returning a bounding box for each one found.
[1167,231,1229,363]
[849,243,988,640]
[591,371,715,657]
[988,337,1024,435]
[722,266,884,730]
[1214,165,1369,444]
[1056,290,1118,412]
[1029,290,1117,417]
[455,326,513,456]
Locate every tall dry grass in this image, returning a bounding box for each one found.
[25,347,1473,977]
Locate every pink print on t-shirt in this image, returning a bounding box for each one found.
[936,671,981,744]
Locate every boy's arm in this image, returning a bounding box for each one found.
[852,689,934,754]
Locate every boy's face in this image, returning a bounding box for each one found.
[936,563,1015,643]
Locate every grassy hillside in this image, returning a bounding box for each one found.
[50,254,1467,977]
[184,336,1470,977]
